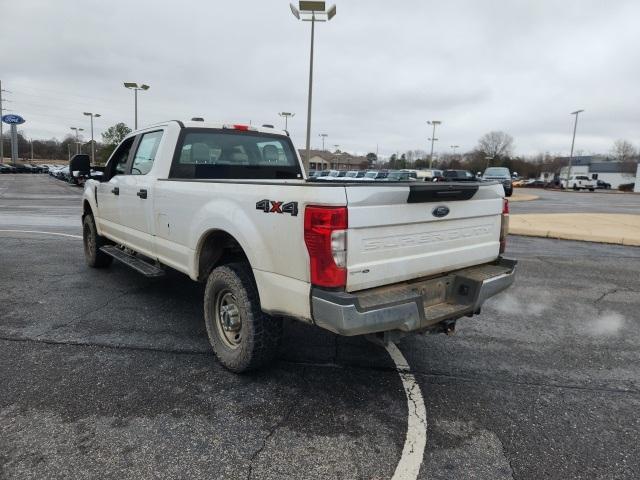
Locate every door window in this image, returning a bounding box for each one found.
[107,137,135,178]
[132,131,163,175]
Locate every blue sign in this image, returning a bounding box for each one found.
[2,114,26,125]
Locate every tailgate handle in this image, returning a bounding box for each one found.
[111,187,119,195]
[137,189,148,199]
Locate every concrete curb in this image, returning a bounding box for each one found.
[510,214,640,247]
[509,193,539,202]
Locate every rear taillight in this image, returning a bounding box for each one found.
[304,206,348,288]
[500,198,509,254]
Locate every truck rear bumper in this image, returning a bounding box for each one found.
[311,258,516,336]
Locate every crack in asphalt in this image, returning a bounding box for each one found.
[245,366,307,480]
[594,287,620,304]
[0,335,637,396]
[495,433,517,480]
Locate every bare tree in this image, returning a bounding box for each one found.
[477,131,514,160]
[611,139,637,162]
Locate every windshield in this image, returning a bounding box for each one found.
[484,167,510,177]
[365,171,377,178]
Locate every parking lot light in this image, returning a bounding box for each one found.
[290,2,337,173]
[278,112,295,130]
[124,82,150,129]
[83,112,101,164]
[70,127,84,155]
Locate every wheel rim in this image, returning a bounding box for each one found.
[84,221,95,258]
[214,290,243,349]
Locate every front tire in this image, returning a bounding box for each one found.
[83,214,112,268]
[204,262,282,373]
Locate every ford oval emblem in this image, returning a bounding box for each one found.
[432,205,450,218]
[1,114,26,125]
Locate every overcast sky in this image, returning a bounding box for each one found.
[3,0,639,158]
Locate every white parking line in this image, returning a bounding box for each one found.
[385,341,427,480]
[0,229,82,239]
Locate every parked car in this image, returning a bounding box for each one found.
[560,175,596,191]
[0,164,16,173]
[596,180,611,189]
[310,170,330,178]
[81,119,516,372]
[523,180,546,188]
[441,169,478,182]
[383,171,413,182]
[363,170,388,180]
[400,169,418,180]
[481,167,513,197]
[416,169,443,182]
[343,170,366,180]
[317,169,347,180]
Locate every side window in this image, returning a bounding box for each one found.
[107,137,135,179]
[131,131,163,175]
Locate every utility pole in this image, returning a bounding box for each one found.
[0,79,3,163]
[319,133,328,151]
[450,145,459,155]
[427,120,441,168]
[566,109,584,186]
[0,80,9,164]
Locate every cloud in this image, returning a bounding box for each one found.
[3,0,639,156]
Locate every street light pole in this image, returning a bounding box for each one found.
[319,133,328,151]
[427,120,441,168]
[83,112,101,164]
[124,83,150,129]
[290,2,337,174]
[566,109,584,186]
[450,145,459,155]
[278,112,295,130]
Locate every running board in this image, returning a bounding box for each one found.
[99,245,165,277]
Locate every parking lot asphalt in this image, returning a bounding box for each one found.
[1,174,639,479]
[510,188,640,214]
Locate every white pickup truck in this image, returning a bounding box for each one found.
[82,120,516,372]
[561,175,596,191]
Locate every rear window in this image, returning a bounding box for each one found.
[484,167,510,177]
[169,129,302,180]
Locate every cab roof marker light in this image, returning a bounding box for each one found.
[222,124,257,132]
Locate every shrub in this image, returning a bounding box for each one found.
[618,183,634,192]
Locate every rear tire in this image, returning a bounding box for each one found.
[573,184,578,190]
[204,262,282,373]
[83,214,112,268]
[589,188,595,192]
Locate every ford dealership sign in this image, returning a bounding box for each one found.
[1,114,26,125]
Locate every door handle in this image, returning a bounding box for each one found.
[137,189,148,199]
[111,187,119,195]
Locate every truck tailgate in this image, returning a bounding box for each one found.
[345,182,504,292]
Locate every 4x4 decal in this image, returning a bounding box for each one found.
[256,199,298,216]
